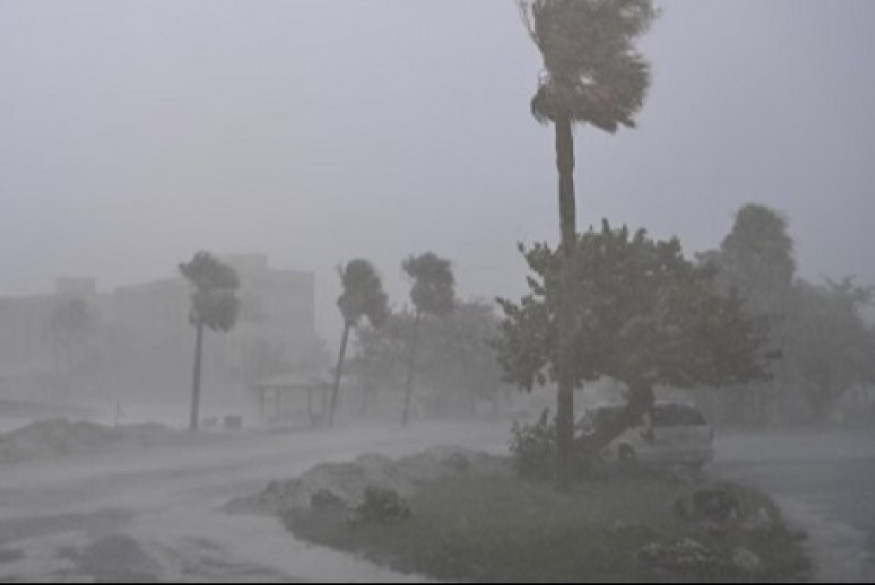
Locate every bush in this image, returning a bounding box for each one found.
[509,408,557,480]
[351,486,411,526]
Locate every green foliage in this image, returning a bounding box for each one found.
[402,253,455,317]
[337,259,389,328]
[352,487,411,526]
[287,473,810,583]
[700,204,874,426]
[495,220,773,394]
[786,277,875,420]
[716,204,796,302]
[352,299,510,416]
[520,0,658,131]
[179,251,240,332]
[509,409,557,480]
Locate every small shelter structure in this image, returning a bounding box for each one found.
[249,373,334,427]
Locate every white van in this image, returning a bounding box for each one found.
[577,400,715,469]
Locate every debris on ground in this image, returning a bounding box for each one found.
[227,445,512,517]
[0,419,184,464]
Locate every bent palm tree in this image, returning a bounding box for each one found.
[518,0,657,486]
[401,253,455,426]
[329,259,389,427]
[179,251,240,432]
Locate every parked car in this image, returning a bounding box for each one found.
[576,400,715,469]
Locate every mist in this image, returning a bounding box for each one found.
[1,1,875,583]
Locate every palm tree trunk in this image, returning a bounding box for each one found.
[555,114,577,489]
[189,321,204,432]
[329,322,351,427]
[402,309,422,427]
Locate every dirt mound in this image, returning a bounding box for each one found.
[228,445,512,516]
[0,419,180,464]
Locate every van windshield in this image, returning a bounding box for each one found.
[652,404,708,427]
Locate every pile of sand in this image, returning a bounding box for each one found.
[228,445,511,516]
[0,419,180,464]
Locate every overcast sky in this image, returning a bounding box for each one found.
[2,0,874,343]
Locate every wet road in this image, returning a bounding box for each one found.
[0,422,873,582]
[713,431,875,582]
[0,421,509,582]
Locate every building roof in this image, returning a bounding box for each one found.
[248,372,338,392]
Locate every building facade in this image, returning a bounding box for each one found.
[0,254,318,421]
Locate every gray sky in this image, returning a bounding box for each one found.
[2,0,874,343]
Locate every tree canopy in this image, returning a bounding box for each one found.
[785,277,875,421]
[711,203,796,308]
[179,251,240,332]
[520,0,658,131]
[402,253,455,317]
[353,299,510,417]
[495,221,774,447]
[496,220,773,394]
[337,259,389,328]
[699,203,875,426]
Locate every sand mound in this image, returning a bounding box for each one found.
[0,419,180,464]
[228,445,511,516]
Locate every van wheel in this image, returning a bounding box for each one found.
[618,445,637,467]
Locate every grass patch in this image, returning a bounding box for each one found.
[284,470,810,583]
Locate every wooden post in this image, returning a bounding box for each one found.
[258,387,265,423]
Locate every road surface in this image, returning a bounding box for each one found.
[0,421,509,582]
[714,430,875,583]
[0,422,873,582]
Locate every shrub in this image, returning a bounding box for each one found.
[351,486,411,526]
[509,408,557,480]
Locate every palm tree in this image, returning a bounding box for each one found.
[518,0,657,486]
[329,259,389,427]
[179,251,240,432]
[401,253,454,427]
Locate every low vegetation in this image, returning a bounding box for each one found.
[282,457,810,583]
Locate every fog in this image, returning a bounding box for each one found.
[2,1,875,582]
[3,1,875,343]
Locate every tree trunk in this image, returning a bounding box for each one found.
[328,322,351,427]
[189,322,204,432]
[402,309,422,427]
[582,381,655,454]
[65,337,74,374]
[555,115,577,489]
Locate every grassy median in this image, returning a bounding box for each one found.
[284,470,810,583]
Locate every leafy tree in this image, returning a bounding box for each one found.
[698,203,797,425]
[495,221,773,457]
[351,315,409,415]
[354,299,508,419]
[401,253,455,426]
[329,259,389,427]
[714,204,796,306]
[179,251,240,431]
[785,277,874,422]
[518,0,658,485]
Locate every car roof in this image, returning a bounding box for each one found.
[583,400,700,410]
